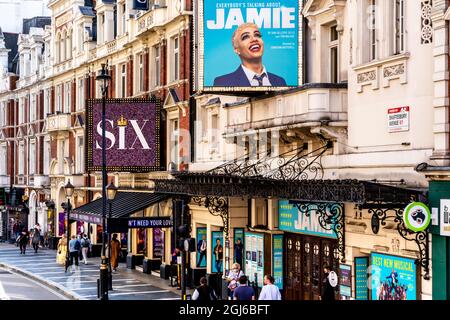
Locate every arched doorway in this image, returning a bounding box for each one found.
[28,191,37,229]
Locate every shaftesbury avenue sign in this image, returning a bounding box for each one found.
[86,98,162,172]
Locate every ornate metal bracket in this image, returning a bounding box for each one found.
[191,196,229,243]
[291,202,345,263]
[368,205,430,280]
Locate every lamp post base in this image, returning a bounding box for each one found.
[99,256,109,300]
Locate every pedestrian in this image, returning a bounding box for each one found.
[68,235,81,272]
[226,262,244,299]
[213,238,223,273]
[80,234,91,265]
[77,233,83,262]
[233,275,255,300]
[320,264,336,301]
[13,220,21,245]
[17,229,29,254]
[110,233,121,271]
[258,275,281,300]
[171,247,180,264]
[31,224,41,253]
[192,277,217,301]
[56,234,68,265]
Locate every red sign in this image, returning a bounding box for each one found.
[388,106,409,132]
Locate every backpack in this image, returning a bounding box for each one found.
[81,239,90,248]
[74,240,81,251]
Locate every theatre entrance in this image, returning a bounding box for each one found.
[284,233,339,300]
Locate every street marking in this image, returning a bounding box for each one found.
[0,279,10,300]
[71,283,155,291]
[35,269,100,275]
[56,278,139,284]
[80,289,171,298]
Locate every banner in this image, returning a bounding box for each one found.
[371,253,417,300]
[355,257,368,300]
[196,227,207,267]
[233,228,244,266]
[211,231,224,273]
[244,232,264,287]
[200,0,301,91]
[133,0,149,10]
[272,234,283,289]
[278,200,337,239]
[339,264,352,298]
[86,99,161,172]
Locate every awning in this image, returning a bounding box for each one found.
[71,192,169,225]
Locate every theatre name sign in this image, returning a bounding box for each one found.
[108,217,173,233]
[86,98,162,172]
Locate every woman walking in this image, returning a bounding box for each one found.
[31,224,41,253]
[17,229,29,254]
[56,234,68,265]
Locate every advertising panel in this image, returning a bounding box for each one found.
[278,200,337,239]
[355,257,368,300]
[58,212,66,237]
[244,232,264,287]
[339,264,352,298]
[211,231,224,273]
[440,199,450,236]
[153,228,164,258]
[196,227,207,267]
[199,0,302,91]
[272,234,283,289]
[388,106,409,133]
[371,253,417,300]
[233,228,245,267]
[86,98,161,172]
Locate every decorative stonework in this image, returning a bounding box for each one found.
[383,63,404,78]
[357,70,376,83]
[421,0,433,44]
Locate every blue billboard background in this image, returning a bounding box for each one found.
[278,200,337,239]
[371,253,416,300]
[203,0,299,87]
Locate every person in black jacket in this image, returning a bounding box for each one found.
[192,277,217,301]
[17,229,30,255]
[320,265,336,301]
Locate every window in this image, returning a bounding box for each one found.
[43,140,50,175]
[67,30,72,59]
[255,199,268,227]
[170,119,179,165]
[211,114,218,144]
[394,0,405,54]
[154,45,160,87]
[138,53,144,93]
[172,37,179,81]
[29,141,35,175]
[0,102,5,126]
[120,64,126,98]
[56,85,62,113]
[121,3,126,35]
[369,0,377,61]
[330,26,339,83]
[59,139,65,174]
[18,143,24,175]
[76,136,84,173]
[44,89,50,116]
[61,32,66,62]
[64,82,71,113]
[30,94,36,122]
[18,98,24,124]
[77,78,84,111]
[0,145,6,175]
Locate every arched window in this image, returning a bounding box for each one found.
[61,30,66,62]
[66,29,72,59]
[56,33,61,63]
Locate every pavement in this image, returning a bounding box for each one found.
[0,243,192,300]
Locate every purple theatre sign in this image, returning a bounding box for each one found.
[86,98,162,172]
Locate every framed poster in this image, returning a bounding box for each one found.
[355,257,368,300]
[211,231,224,273]
[440,199,450,236]
[244,232,265,287]
[196,227,207,267]
[272,234,283,289]
[233,228,244,267]
[153,228,164,258]
[371,253,417,300]
[58,212,66,236]
[339,264,352,298]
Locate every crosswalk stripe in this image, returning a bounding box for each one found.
[80,289,171,298]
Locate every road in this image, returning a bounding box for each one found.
[0,267,67,300]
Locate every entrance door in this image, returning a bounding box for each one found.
[284,233,339,300]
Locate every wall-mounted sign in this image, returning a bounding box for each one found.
[107,217,172,233]
[339,264,352,298]
[388,106,409,133]
[197,0,302,92]
[196,227,207,267]
[371,253,417,300]
[70,212,102,225]
[403,202,431,232]
[272,234,283,290]
[440,199,450,236]
[212,231,224,273]
[244,232,264,288]
[133,0,149,10]
[278,200,337,239]
[354,257,368,300]
[86,99,162,172]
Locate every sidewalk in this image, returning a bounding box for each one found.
[0,243,192,300]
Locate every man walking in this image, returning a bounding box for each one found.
[258,275,281,300]
[320,265,337,301]
[68,235,81,272]
[233,275,255,300]
[80,234,91,265]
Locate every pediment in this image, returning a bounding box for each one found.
[27,124,35,136]
[163,88,180,108]
[16,127,25,139]
[303,0,346,16]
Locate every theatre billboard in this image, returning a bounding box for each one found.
[196,0,303,92]
[86,99,162,172]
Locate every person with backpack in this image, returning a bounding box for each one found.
[80,234,91,265]
[192,277,217,301]
[68,235,81,272]
[17,229,29,254]
[31,224,41,253]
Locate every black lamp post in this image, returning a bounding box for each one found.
[96,63,111,300]
[64,180,74,273]
[106,181,117,290]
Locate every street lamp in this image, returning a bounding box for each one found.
[106,181,117,290]
[64,179,74,273]
[96,63,111,300]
